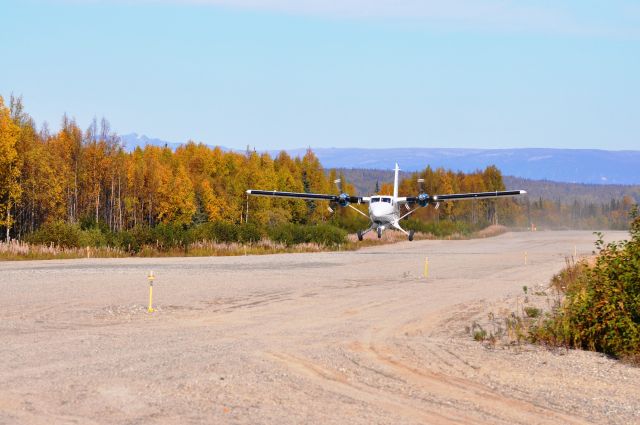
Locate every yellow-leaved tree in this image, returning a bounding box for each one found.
[0,96,21,240]
[157,163,196,225]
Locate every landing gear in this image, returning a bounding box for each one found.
[357,230,364,241]
[408,229,415,241]
[377,227,382,239]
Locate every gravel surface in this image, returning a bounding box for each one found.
[1,230,638,424]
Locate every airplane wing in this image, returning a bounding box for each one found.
[246,190,368,204]
[403,190,526,205]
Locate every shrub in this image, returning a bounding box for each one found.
[108,229,136,252]
[153,223,191,248]
[196,222,242,243]
[524,307,541,318]
[531,206,640,358]
[267,223,346,247]
[329,213,370,233]
[79,228,107,247]
[268,223,305,246]
[238,223,263,243]
[473,329,487,341]
[79,216,110,233]
[309,224,347,246]
[26,221,82,248]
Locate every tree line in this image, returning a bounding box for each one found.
[340,169,638,231]
[0,95,360,242]
[1,95,529,245]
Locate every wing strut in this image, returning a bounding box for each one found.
[348,204,369,218]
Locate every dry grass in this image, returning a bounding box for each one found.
[0,225,508,261]
[137,239,335,257]
[549,257,590,293]
[473,225,508,239]
[0,240,127,261]
[0,239,345,261]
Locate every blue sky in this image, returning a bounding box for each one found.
[2,0,639,150]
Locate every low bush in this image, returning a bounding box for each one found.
[531,206,640,359]
[524,307,541,318]
[22,220,344,252]
[79,228,108,247]
[329,213,370,233]
[26,221,83,248]
[267,223,346,246]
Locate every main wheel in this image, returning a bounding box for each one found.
[377,228,382,239]
[357,231,363,241]
[408,229,415,241]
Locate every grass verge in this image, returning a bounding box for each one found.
[0,224,508,261]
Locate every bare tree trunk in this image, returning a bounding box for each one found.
[118,175,122,231]
[110,178,115,231]
[95,189,99,224]
[73,170,77,222]
[5,208,10,241]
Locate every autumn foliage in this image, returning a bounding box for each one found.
[1,96,527,253]
[0,96,352,240]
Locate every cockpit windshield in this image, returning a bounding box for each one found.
[371,196,392,204]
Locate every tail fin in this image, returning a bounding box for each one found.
[393,163,400,200]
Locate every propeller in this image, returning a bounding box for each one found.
[334,178,351,207]
[416,178,429,207]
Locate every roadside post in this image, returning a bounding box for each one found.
[524,251,528,266]
[423,257,429,278]
[147,271,155,313]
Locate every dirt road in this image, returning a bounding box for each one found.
[1,231,638,424]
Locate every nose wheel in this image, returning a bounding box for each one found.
[408,229,415,241]
[357,230,364,241]
[377,228,382,239]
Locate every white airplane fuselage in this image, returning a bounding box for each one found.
[368,196,399,230]
[365,163,403,232]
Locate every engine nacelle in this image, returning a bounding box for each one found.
[337,193,350,207]
[417,193,429,207]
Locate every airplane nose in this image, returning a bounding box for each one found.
[371,204,390,217]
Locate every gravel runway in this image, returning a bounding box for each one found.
[1,231,638,424]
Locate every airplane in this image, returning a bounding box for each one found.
[246,164,526,241]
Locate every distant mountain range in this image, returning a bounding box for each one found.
[281,148,640,185]
[331,168,640,203]
[119,133,640,185]
[120,133,185,151]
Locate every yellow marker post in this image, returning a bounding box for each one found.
[147,271,155,313]
[524,251,528,265]
[574,245,577,258]
[423,257,429,278]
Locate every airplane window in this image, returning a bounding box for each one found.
[371,197,380,202]
[382,198,391,203]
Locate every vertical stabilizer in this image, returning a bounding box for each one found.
[393,163,400,200]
